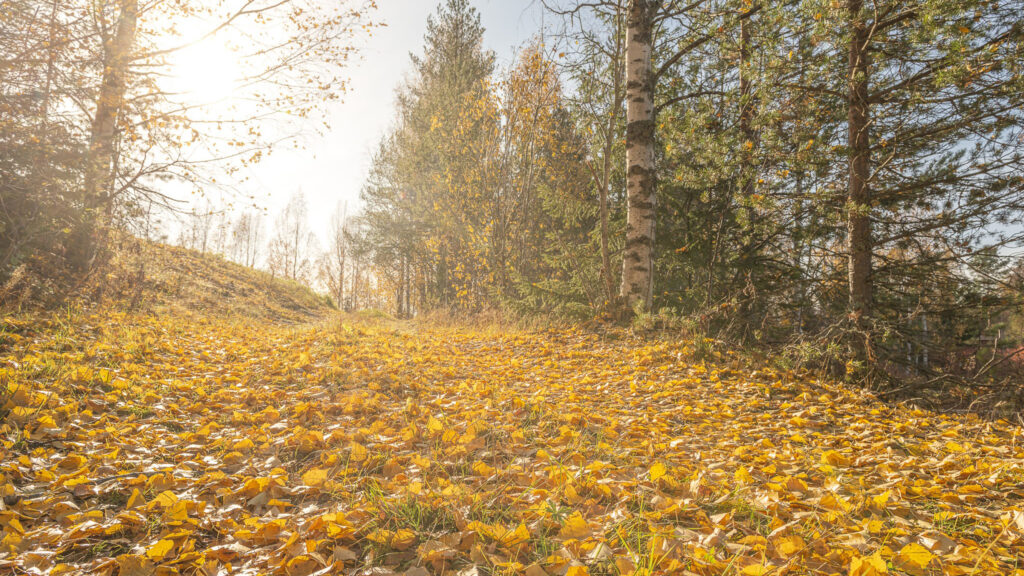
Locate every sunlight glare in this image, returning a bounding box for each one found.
[168,40,242,106]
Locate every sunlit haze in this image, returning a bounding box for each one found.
[167,42,241,106]
[181,0,545,245]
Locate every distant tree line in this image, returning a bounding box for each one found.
[176,191,381,311]
[354,0,1024,381]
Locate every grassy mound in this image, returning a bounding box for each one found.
[2,232,331,323]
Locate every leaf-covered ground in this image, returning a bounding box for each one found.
[1,309,1023,576]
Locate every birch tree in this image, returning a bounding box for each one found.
[319,203,350,307]
[230,211,264,268]
[268,190,317,282]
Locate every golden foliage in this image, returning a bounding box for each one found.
[0,303,1023,575]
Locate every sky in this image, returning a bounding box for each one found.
[226,0,546,243]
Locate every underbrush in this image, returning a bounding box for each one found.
[627,306,1024,421]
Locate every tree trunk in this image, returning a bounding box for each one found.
[600,12,625,307]
[741,17,757,215]
[847,0,873,360]
[735,12,759,333]
[598,173,615,304]
[403,255,411,317]
[620,0,657,313]
[73,0,138,271]
[352,265,360,311]
[437,242,449,307]
[39,0,59,134]
[337,257,345,308]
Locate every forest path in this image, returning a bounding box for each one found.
[1,310,1022,575]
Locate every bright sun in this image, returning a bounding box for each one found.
[167,40,242,106]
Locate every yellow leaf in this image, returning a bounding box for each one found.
[150,491,177,509]
[850,552,888,576]
[57,454,86,470]
[472,460,496,476]
[785,477,809,493]
[872,490,892,510]
[36,414,57,428]
[427,416,443,433]
[498,523,531,547]
[146,539,175,562]
[327,522,354,539]
[895,542,936,576]
[392,528,416,550]
[820,450,850,466]
[126,488,145,509]
[302,468,329,487]
[820,492,851,512]
[233,438,255,452]
[558,511,591,539]
[350,442,367,463]
[650,462,667,482]
[741,565,770,576]
[164,500,189,522]
[773,535,804,557]
[566,567,589,576]
[116,554,155,576]
[735,466,753,484]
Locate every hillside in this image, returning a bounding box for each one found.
[2,234,331,324]
[0,245,1023,576]
[76,235,331,323]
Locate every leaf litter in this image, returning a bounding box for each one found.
[1,310,1023,575]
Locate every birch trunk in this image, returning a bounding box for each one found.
[620,0,657,313]
[74,0,137,270]
[85,0,137,210]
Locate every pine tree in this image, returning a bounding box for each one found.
[360,0,496,310]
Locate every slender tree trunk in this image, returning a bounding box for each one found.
[437,242,449,306]
[85,0,138,207]
[847,0,873,360]
[74,0,138,271]
[39,0,59,134]
[598,173,614,303]
[735,13,759,334]
[403,255,411,317]
[396,263,404,318]
[620,0,658,313]
[738,17,756,205]
[794,171,807,334]
[599,11,625,306]
[337,256,345,307]
[291,223,300,280]
[352,265,360,311]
